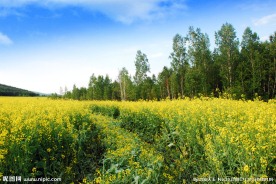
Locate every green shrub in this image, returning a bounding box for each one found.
[119,109,163,144]
[91,105,120,119]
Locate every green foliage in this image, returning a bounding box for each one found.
[91,104,120,119]
[239,27,262,99]
[119,109,163,143]
[91,104,163,143]
[134,50,150,86]
[215,23,240,90]
[48,93,61,99]
[169,33,189,97]
[158,66,173,99]
[91,115,165,184]
[118,67,135,101]
[90,103,208,182]
[186,27,213,96]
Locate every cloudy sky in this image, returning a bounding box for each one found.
[0,0,275,94]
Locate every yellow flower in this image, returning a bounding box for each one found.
[243,165,249,172]
[260,157,268,168]
[94,177,101,184]
[47,148,51,153]
[32,167,37,173]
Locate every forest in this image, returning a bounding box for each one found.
[62,23,276,101]
[0,83,39,97]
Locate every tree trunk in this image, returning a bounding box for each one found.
[180,75,184,97]
[123,77,126,100]
[166,78,170,98]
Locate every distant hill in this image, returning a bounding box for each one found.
[0,83,39,96]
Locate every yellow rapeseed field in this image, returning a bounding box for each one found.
[0,97,275,183]
[0,97,104,183]
[90,98,276,183]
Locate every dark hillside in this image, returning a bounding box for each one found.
[0,84,39,96]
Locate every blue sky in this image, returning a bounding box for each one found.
[0,0,275,94]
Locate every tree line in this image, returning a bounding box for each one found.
[0,83,39,97]
[62,23,276,101]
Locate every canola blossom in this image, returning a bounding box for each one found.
[0,97,104,183]
[0,97,275,183]
[90,98,276,183]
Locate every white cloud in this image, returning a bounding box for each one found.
[0,8,27,17]
[253,13,276,26]
[0,32,13,45]
[0,0,187,23]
